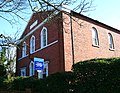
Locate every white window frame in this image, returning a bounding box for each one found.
[38,61,49,79]
[20,67,26,77]
[92,27,99,46]
[30,35,35,54]
[41,27,48,48]
[22,42,26,57]
[29,61,35,76]
[108,33,114,49]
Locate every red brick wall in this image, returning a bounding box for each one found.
[17,11,120,76]
[71,14,120,63]
[16,12,65,76]
[61,12,120,71]
[62,13,73,71]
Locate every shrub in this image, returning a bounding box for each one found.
[1,58,120,93]
[30,72,74,93]
[73,58,120,93]
[0,65,6,76]
[0,77,6,90]
[45,71,75,93]
[11,76,37,91]
[8,72,74,93]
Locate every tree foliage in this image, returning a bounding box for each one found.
[0,46,16,76]
[0,65,6,76]
[0,47,6,65]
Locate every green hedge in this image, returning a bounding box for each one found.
[0,65,6,76]
[1,58,120,93]
[0,77,6,90]
[73,58,120,93]
[44,71,75,93]
[1,72,74,93]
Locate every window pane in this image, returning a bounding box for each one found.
[22,42,26,57]
[21,68,26,76]
[43,68,46,78]
[41,27,47,48]
[30,36,35,53]
[92,28,99,46]
[30,62,34,76]
[43,30,46,46]
[108,33,114,49]
[31,63,33,75]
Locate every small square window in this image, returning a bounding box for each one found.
[20,67,26,77]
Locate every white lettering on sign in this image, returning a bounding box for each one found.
[36,62,43,67]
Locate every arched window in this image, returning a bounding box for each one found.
[41,27,47,48]
[108,33,114,49]
[29,61,34,76]
[92,27,99,46]
[30,35,35,54]
[22,42,26,57]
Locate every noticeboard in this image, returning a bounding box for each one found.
[34,58,44,71]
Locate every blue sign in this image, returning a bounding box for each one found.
[34,58,44,70]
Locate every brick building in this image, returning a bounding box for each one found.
[16,10,120,78]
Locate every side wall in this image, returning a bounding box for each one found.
[71,14,120,63]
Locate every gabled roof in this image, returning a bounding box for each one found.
[71,11,120,34]
[19,10,120,44]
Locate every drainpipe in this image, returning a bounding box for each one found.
[70,11,75,65]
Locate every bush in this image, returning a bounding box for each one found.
[45,72,75,93]
[4,72,74,93]
[0,77,6,90]
[1,58,120,93]
[73,58,120,93]
[0,65,6,76]
[11,76,38,91]
[29,72,74,93]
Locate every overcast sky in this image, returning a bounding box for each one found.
[0,0,120,38]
